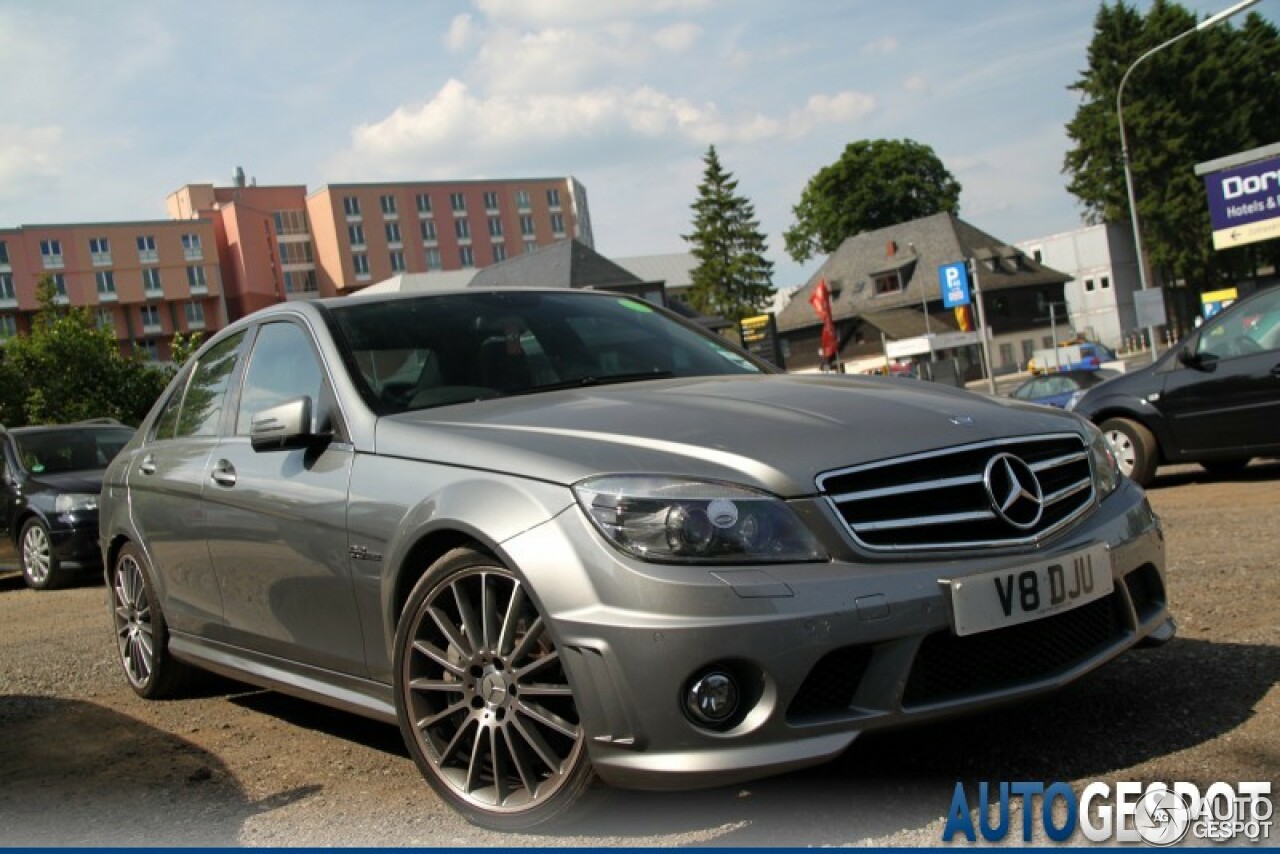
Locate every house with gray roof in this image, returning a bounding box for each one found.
[776,212,1070,376]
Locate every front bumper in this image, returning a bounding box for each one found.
[47,517,102,569]
[501,478,1169,791]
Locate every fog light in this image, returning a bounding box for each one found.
[685,670,740,726]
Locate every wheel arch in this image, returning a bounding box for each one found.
[1086,405,1169,464]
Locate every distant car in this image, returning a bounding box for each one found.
[1028,342,1117,374]
[100,290,1171,829]
[1010,369,1119,409]
[1071,285,1280,486]
[0,420,134,589]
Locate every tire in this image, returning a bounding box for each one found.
[393,546,595,831]
[109,542,195,699]
[20,518,63,590]
[1200,458,1251,476]
[1101,417,1158,487]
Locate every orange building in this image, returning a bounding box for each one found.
[0,219,228,361]
[168,172,592,319]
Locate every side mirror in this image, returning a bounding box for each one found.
[250,397,322,452]
[1177,346,1201,369]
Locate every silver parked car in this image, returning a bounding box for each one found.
[101,290,1173,829]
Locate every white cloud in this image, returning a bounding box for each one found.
[903,74,931,94]
[862,35,899,56]
[0,127,64,185]
[653,21,701,52]
[444,14,474,51]
[472,0,713,26]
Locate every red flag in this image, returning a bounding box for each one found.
[808,277,838,361]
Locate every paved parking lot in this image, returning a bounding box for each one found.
[1,461,1276,846]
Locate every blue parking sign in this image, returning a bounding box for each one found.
[940,262,971,308]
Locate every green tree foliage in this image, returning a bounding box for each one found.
[683,145,775,323]
[784,139,962,263]
[1064,1,1280,292]
[0,276,170,426]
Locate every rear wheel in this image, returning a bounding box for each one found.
[1101,417,1158,487]
[393,547,595,830]
[20,519,63,590]
[109,542,195,699]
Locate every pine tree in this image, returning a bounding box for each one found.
[683,145,774,323]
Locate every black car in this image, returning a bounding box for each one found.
[0,420,134,589]
[1071,285,1280,486]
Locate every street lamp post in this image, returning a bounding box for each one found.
[1116,0,1260,359]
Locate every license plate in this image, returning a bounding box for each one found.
[947,543,1113,637]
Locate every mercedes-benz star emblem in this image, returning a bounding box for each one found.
[983,452,1044,529]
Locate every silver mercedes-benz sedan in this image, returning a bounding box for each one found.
[100,289,1172,829]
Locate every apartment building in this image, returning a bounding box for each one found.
[168,173,593,319]
[0,219,228,361]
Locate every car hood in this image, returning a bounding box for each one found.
[376,375,1085,496]
[26,470,105,494]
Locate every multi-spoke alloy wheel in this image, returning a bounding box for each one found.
[20,519,59,590]
[113,552,154,689]
[108,543,192,699]
[395,549,593,829]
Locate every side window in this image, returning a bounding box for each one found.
[152,370,192,441]
[236,322,325,435]
[1198,289,1280,360]
[174,332,246,439]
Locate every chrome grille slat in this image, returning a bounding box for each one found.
[817,433,1096,553]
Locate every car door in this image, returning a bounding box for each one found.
[202,319,364,675]
[1159,288,1280,456]
[126,332,248,634]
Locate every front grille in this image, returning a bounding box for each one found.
[901,592,1125,707]
[787,644,874,722]
[817,434,1095,552]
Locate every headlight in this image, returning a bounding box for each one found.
[573,476,827,564]
[1086,425,1121,498]
[55,493,99,514]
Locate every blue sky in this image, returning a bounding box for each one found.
[1,0,1273,288]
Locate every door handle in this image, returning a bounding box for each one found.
[139,454,156,475]
[210,459,237,487]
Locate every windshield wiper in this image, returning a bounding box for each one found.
[506,370,675,396]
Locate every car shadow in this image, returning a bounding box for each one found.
[0,695,319,846]
[1148,459,1280,489]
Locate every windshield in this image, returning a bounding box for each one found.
[326,291,769,414]
[15,426,134,475]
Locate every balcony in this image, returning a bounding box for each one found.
[42,255,65,270]
[98,290,118,303]
[183,247,203,261]
[138,249,159,264]
[145,286,164,299]
[91,252,112,267]
[189,282,208,296]
[186,316,206,331]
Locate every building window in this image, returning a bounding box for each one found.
[425,248,442,270]
[420,220,437,242]
[488,216,503,238]
[273,210,309,235]
[96,308,114,332]
[343,196,361,217]
[1042,335,1054,348]
[550,213,565,235]
[547,188,561,208]
[353,253,370,278]
[455,218,471,240]
[284,270,318,293]
[1084,278,1095,292]
[1100,275,1111,290]
[998,342,1015,368]
[143,268,163,293]
[0,314,17,338]
[520,215,535,237]
[524,241,537,255]
[0,241,8,266]
[134,339,159,361]
[51,274,67,300]
[380,194,398,216]
[140,304,161,332]
[186,265,207,292]
[279,242,314,265]
[389,250,405,272]
[516,191,531,210]
[483,191,500,211]
[450,192,467,213]
[136,235,158,263]
[492,244,506,263]
[181,233,203,260]
[0,273,14,301]
[872,272,901,296]
[89,237,111,265]
[385,222,402,245]
[348,224,366,247]
[185,302,205,329]
[96,270,117,297]
[416,193,432,215]
[1021,339,1035,365]
[459,246,474,268]
[40,239,64,269]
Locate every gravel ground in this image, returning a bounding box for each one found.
[1,461,1276,846]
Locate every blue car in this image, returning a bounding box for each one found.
[1010,369,1119,409]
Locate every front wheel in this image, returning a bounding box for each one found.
[393,547,595,830]
[1100,417,1158,487]
[20,519,63,590]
